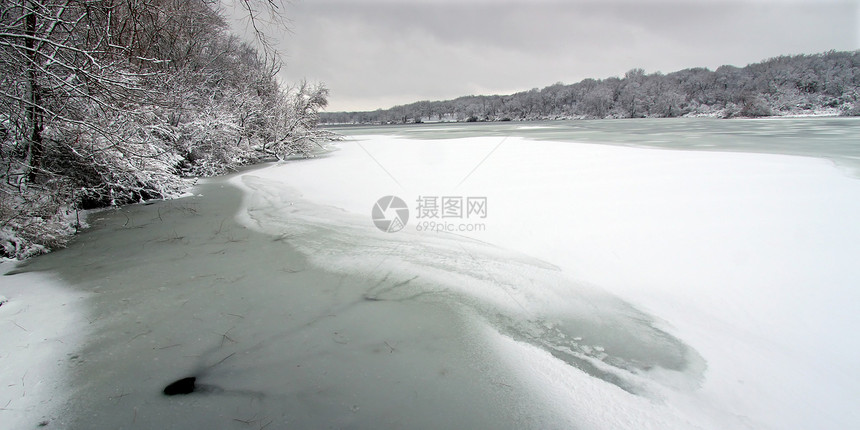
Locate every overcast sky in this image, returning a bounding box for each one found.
[227,0,859,112]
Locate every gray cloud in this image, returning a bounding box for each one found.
[247,0,859,111]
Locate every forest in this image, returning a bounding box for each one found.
[0,0,332,258]
[321,50,860,124]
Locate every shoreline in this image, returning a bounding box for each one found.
[0,260,90,428]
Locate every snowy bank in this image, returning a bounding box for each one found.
[0,260,89,428]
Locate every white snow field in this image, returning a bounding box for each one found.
[233,121,860,429]
[0,261,90,428]
[1,118,858,429]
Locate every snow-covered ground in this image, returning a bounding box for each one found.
[0,260,90,428]
[233,132,860,429]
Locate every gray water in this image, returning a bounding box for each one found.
[16,117,858,429]
[18,179,532,429]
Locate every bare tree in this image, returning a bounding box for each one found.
[0,0,333,257]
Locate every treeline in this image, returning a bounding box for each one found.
[0,0,332,258]
[321,50,860,124]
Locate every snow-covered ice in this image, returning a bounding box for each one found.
[2,118,858,429]
[233,122,860,429]
[0,261,89,428]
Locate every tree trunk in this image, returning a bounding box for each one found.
[24,0,44,182]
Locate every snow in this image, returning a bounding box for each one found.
[0,260,89,428]
[1,120,857,428]
[231,131,860,429]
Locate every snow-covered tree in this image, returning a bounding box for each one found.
[0,0,333,258]
[320,50,860,124]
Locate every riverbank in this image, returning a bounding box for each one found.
[0,260,89,428]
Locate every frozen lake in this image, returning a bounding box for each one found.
[3,117,859,429]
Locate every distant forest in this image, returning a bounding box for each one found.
[321,50,860,124]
